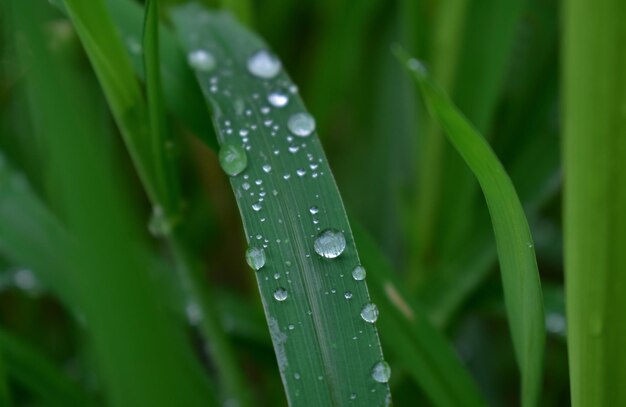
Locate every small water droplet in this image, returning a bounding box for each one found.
[288,113,316,137]
[314,229,346,259]
[268,92,289,107]
[344,291,353,299]
[360,303,379,323]
[309,206,319,215]
[296,168,306,177]
[273,287,288,302]
[188,49,216,71]
[242,182,251,191]
[148,205,174,237]
[407,58,427,75]
[371,361,391,383]
[252,202,262,212]
[246,247,266,270]
[288,324,295,330]
[352,266,366,281]
[219,144,247,176]
[262,164,272,173]
[247,49,281,79]
[294,373,301,380]
[350,393,357,401]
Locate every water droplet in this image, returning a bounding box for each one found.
[296,168,306,177]
[309,206,319,215]
[352,265,366,281]
[273,287,288,302]
[344,291,353,299]
[371,361,391,383]
[242,182,251,191]
[219,144,247,176]
[185,302,202,325]
[288,113,316,137]
[288,324,295,330]
[360,303,379,323]
[252,202,262,212]
[268,92,289,107]
[188,49,216,71]
[246,247,266,270]
[314,229,346,259]
[148,205,174,237]
[407,58,427,75]
[350,393,357,401]
[294,373,301,380]
[247,49,281,79]
[262,164,272,173]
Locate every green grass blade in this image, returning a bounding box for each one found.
[59,1,245,402]
[11,2,216,404]
[352,223,486,407]
[104,0,218,149]
[143,0,181,215]
[0,329,91,407]
[172,6,391,405]
[398,50,545,407]
[61,0,161,205]
[563,0,626,404]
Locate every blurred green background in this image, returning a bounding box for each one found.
[0,0,567,405]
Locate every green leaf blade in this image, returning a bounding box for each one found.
[172,6,391,405]
[398,51,545,407]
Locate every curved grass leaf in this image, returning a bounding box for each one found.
[172,5,391,405]
[397,49,545,407]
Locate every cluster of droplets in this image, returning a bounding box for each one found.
[188,44,391,394]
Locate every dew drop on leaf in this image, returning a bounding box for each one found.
[273,287,288,302]
[267,92,289,107]
[246,247,266,270]
[314,229,346,259]
[219,144,247,176]
[247,49,281,79]
[352,265,366,281]
[371,361,391,383]
[360,303,379,323]
[187,49,216,71]
[288,112,316,137]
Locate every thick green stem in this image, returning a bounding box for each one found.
[563,0,626,405]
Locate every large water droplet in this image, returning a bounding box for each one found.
[219,144,247,176]
[288,113,316,137]
[314,229,346,259]
[352,265,366,281]
[246,247,266,270]
[273,287,288,302]
[268,92,289,107]
[187,49,216,71]
[360,303,379,323]
[371,361,391,383]
[247,49,281,79]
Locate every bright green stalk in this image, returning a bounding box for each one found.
[563,0,626,405]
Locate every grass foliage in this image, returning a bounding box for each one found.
[0,0,622,406]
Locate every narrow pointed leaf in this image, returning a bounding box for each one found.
[398,50,545,407]
[172,6,391,405]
